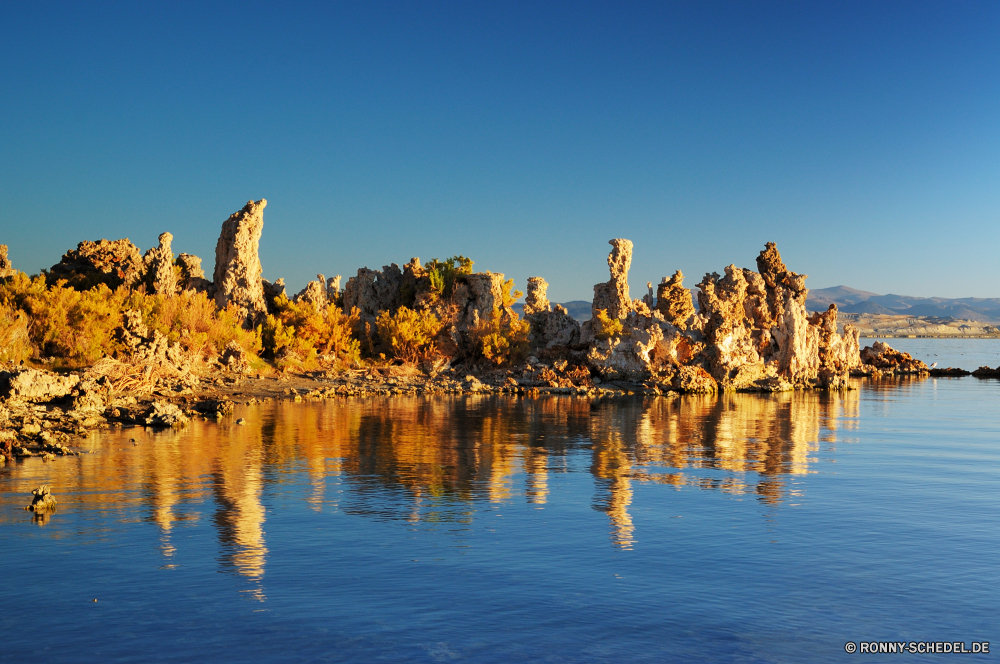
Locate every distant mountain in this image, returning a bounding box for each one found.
[807,286,1000,323]
[514,286,1000,324]
[513,300,592,321]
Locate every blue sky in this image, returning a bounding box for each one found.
[2,1,999,302]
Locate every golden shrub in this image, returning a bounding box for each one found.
[0,303,31,365]
[593,308,623,341]
[470,308,530,366]
[263,295,361,370]
[376,306,444,363]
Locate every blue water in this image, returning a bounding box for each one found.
[1,375,998,662]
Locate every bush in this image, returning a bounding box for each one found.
[0,303,31,365]
[376,306,444,363]
[263,295,361,371]
[593,309,623,341]
[2,274,129,368]
[135,290,262,359]
[0,271,265,370]
[470,308,530,366]
[426,256,474,297]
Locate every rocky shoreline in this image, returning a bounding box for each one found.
[6,198,1000,465]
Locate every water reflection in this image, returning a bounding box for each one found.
[0,389,860,583]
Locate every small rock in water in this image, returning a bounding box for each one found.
[27,485,57,512]
[236,418,247,425]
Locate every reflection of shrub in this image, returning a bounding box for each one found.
[593,309,623,341]
[376,306,444,363]
[426,256,473,297]
[471,309,529,366]
[263,295,361,370]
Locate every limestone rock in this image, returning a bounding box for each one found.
[343,264,403,318]
[0,369,80,401]
[523,277,550,316]
[860,341,928,374]
[771,291,820,385]
[756,242,808,321]
[145,400,189,427]
[671,366,717,394]
[176,253,213,294]
[453,272,514,330]
[262,278,286,313]
[221,340,253,374]
[808,304,862,386]
[0,245,15,278]
[294,274,328,312]
[592,239,633,320]
[656,271,695,328]
[28,485,57,512]
[586,312,665,381]
[48,238,144,290]
[326,276,342,304]
[214,199,268,327]
[143,232,177,295]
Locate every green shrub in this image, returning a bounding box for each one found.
[426,256,474,297]
[593,309,623,341]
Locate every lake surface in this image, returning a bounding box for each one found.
[2,362,998,661]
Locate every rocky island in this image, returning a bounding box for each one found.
[0,198,970,463]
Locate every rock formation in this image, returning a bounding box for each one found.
[27,485,57,512]
[523,277,550,316]
[592,239,634,320]
[523,277,580,351]
[48,238,145,290]
[0,245,15,278]
[343,264,403,318]
[214,200,268,327]
[295,274,329,312]
[176,253,214,294]
[143,232,177,296]
[655,271,695,328]
[577,239,864,390]
[859,341,928,375]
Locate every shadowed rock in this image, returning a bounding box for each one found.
[48,238,145,290]
[0,245,15,278]
[143,232,177,295]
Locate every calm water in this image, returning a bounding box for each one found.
[2,371,998,662]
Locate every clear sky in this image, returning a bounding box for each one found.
[2,1,999,302]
